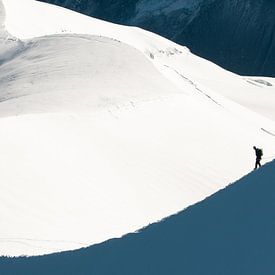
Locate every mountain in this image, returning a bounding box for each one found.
[39,0,275,77]
[0,0,275,257]
[1,160,275,274]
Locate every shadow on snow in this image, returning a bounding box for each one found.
[1,160,275,275]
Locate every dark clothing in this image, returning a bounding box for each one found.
[255,158,261,169]
[255,148,262,159]
[254,147,262,169]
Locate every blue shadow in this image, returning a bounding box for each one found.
[1,161,275,275]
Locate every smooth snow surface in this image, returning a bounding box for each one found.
[0,0,275,256]
[2,160,275,274]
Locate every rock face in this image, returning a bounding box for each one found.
[39,0,139,23]
[176,0,275,77]
[39,0,275,76]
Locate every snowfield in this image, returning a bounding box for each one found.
[0,0,275,256]
[2,160,275,274]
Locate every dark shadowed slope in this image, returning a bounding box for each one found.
[39,0,275,77]
[1,160,275,274]
[177,0,275,77]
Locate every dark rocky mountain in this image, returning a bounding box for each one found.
[39,0,275,76]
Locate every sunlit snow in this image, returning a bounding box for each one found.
[0,0,275,256]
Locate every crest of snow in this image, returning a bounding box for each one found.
[1,0,187,56]
[0,0,275,257]
[3,0,275,121]
[3,160,274,274]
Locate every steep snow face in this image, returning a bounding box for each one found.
[0,0,275,257]
[2,160,275,274]
[40,0,275,77]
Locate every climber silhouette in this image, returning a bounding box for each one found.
[253,146,263,170]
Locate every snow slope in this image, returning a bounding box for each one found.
[40,0,275,77]
[1,160,275,274]
[3,0,275,120]
[0,0,275,256]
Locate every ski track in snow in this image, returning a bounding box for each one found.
[261,128,275,137]
[163,64,221,106]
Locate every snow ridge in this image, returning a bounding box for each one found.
[1,160,275,274]
[0,0,275,257]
